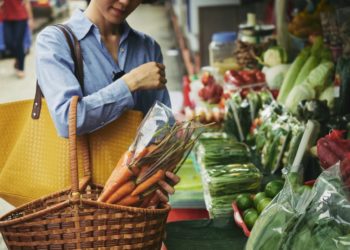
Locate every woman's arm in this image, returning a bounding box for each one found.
[36,26,135,138]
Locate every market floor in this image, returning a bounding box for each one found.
[0,1,185,112]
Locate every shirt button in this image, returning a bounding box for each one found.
[120,48,125,53]
[101,121,105,126]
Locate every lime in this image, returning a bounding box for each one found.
[257,197,272,214]
[243,208,257,218]
[265,180,284,198]
[254,192,266,207]
[243,208,259,229]
[236,194,253,210]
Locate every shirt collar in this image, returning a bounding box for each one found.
[67,9,133,44]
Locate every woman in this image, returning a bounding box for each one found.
[1,0,33,78]
[36,0,178,204]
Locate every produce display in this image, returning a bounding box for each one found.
[278,37,334,114]
[251,102,305,174]
[224,69,265,87]
[224,90,273,142]
[177,2,350,248]
[195,134,262,218]
[234,179,284,230]
[247,166,350,250]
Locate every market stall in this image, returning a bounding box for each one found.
[166,0,350,249]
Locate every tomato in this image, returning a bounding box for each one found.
[201,72,215,86]
[255,71,265,83]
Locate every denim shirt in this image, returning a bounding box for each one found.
[36,9,171,138]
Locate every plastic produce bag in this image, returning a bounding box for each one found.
[98,101,204,207]
[247,163,350,250]
[282,164,350,250]
[246,172,314,250]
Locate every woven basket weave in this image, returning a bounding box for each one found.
[0,96,170,249]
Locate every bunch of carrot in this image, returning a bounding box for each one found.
[98,120,204,208]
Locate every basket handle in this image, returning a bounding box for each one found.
[68,95,86,196]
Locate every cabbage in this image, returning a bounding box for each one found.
[263,46,288,67]
[319,85,334,109]
[263,64,291,90]
[285,84,316,114]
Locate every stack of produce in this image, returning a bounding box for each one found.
[224,89,274,142]
[196,134,262,217]
[252,102,305,174]
[260,46,290,91]
[235,179,284,230]
[277,37,335,114]
[98,102,205,208]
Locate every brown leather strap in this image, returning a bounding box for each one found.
[32,24,84,119]
[31,82,43,119]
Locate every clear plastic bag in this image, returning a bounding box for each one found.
[281,164,350,250]
[246,172,314,250]
[98,101,203,207]
[246,163,350,250]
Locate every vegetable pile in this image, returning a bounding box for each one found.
[98,102,204,208]
[278,37,335,114]
[195,134,262,218]
[235,179,285,230]
[224,90,273,142]
[252,102,305,174]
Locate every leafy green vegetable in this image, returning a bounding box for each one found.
[277,47,311,104]
[319,85,334,109]
[294,55,320,86]
[263,64,291,90]
[302,61,334,92]
[285,84,316,114]
[262,46,288,67]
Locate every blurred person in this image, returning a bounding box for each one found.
[35,0,178,205]
[1,0,34,78]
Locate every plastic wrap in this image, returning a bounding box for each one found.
[98,101,203,207]
[282,165,350,250]
[246,172,314,250]
[246,163,350,250]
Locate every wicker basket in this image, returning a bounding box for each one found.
[0,96,170,249]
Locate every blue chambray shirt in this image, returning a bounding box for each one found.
[36,9,171,138]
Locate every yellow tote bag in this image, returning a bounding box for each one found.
[0,24,143,206]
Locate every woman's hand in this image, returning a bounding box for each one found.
[145,171,180,209]
[122,62,167,92]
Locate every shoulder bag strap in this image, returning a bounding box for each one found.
[31,24,92,185]
[32,24,85,119]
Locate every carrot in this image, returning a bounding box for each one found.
[137,164,151,182]
[106,180,136,204]
[117,195,141,206]
[98,151,136,202]
[131,169,165,196]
